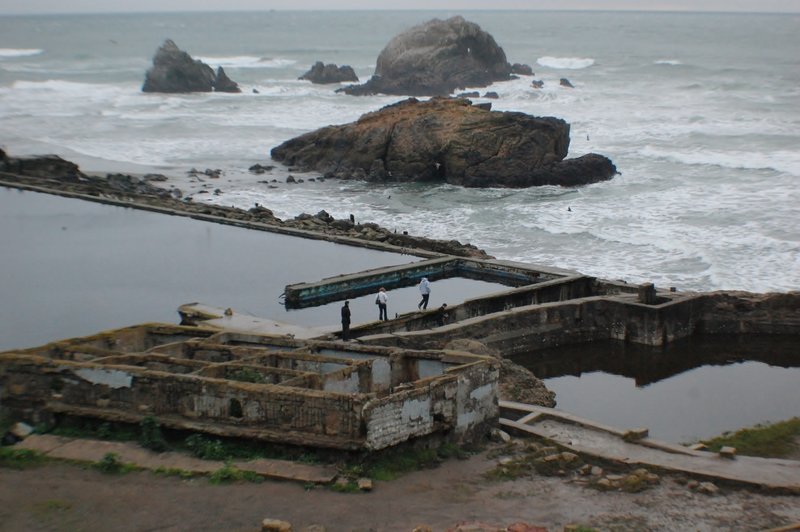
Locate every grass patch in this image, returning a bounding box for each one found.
[153,466,198,479]
[209,462,262,484]
[353,442,470,482]
[50,418,138,442]
[93,452,138,474]
[701,417,800,458]
[0,447,47,469]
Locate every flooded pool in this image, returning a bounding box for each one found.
[511,335,800,444]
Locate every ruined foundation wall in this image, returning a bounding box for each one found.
[0,354,369,449]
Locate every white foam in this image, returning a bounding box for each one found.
[0,48,42,58]
[655,59,682,66]
[640,145,800,176]
[536,56,595,70]
[196,55,297,69]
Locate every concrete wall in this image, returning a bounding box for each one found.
[283,257,569,309]
[0,328,499,451]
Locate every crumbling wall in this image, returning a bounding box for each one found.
[0,354,369,448]
[362,376,458,450]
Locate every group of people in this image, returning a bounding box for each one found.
[339,277,449,341]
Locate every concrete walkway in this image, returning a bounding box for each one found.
[500,401,800,493]
[16,434,337,484]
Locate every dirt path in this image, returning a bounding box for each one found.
[1,448,798,532]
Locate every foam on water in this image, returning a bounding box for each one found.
[195,55,297,69]
[536,56,595,69]
[0,48,42,58]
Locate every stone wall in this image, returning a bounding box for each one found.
[0,325,498,451]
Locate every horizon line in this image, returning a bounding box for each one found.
[2,7,800,16]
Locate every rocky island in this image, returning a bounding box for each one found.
[142,39,241,93]
[271,97,617,188]
[339,16,516,97]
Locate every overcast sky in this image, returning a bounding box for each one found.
[2,0,799,15]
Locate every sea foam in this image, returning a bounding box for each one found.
[536,56,595,69]
[0,48,42,58]
[196,55,297,69]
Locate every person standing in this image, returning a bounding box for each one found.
[376,287,389,321]
[418,277,431,310]
[436,303,449,326]
[340,301,351,341]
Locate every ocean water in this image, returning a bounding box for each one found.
[1,10,799,292]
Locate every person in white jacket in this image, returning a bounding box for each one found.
[418,277,431,310]
[376,287,389,321]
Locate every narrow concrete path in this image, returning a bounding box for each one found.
[500,401,800,493]
[16,434,337,484]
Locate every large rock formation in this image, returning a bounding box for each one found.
[299,61,359,84]
[339,16,513,96]
[142,40,240,93]
[271,97,616,188]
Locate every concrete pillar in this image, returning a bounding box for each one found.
[638,283,657,305]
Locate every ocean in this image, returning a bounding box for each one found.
[1,10,798,292]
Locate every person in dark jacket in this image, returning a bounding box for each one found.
[341,300,351,340]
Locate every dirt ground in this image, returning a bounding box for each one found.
[1,444,798,532]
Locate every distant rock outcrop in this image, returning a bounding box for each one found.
[142,40,240,93]
[511,63,534,76]
[299,61,359,84]
[271,97,617,188]
[213,66,241,93]
[339,16,513,96]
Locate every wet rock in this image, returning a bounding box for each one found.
[457,91,480,98]
[483,91,499,99]
[249,164,275,174]
[531,80,544,89]
[560,77,575,88]
[511,63,534,75]
[0,153,83,181]
[271,97,616,188]
[299,61,359,84]
[142,40,240,94]
[213,66,241,93]
[339,16,512,96]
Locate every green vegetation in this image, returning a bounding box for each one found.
[93,452,137,474]
[0,447,47,469]
[153,466,197,479]
[51,418,138,442]
[139,416,168,452]
[209,462,262,484]
[185,434,228,460]
[349,442,469,482]
[227,367,266,384]
[701,417,800,459]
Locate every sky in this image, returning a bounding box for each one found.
[2,0,799,15]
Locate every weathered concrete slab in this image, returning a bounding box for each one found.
[178,302,336,339]
[16,435,337,483]
[500,402,800,493]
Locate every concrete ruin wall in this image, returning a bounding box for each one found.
[283,257,569,309]
[0,326,498,451]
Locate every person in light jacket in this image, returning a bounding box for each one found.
[418,277,431,310]
[376,287,389,321]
